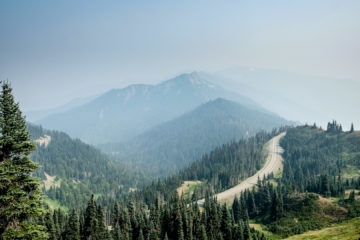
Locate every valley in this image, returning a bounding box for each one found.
[2,2,359,239]
[1,75,359,240]
[21,79,360,240]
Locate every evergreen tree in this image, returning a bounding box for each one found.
[220,205,232,240]
[0,82,48,239]
[270,191,283,221]
[232,196,241,223]
[95,205,110,240]
[350,123,354,133]
[83,195,97,239]
[44,212,57,240]
[348,190,355,202]
[64,209,80,240]
[112,222,122,240]
[234,222,244,240]
[199,225,207,240]
[243,220,251,240]
[138,229,144,240]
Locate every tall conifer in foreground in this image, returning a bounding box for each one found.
[0,82,47,239]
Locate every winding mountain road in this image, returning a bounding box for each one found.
[197,132,286,206]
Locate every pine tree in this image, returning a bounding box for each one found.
[243,220,251,240]
[83,195,97,239]
[95,205,110,240]
[270,191,283,221]
[350,123,354,133]
[44,212,57,240]
[0,82,48,239]
[64,209,80,240]
[199,225,207,240]
[348,190,355,202]
[112,202,120,227]
[232,196,241,223]
[220,205,232,240]
[138,228,144,240]
[234,222,244,240]
[112,222,122,240]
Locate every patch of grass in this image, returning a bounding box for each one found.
[177,181,202,200]
[265,193,347,238]
[342,165,360,179]
[93,193,102,200]
[44,198,68,212]
[283,218,360,240]
[250,223,282,240]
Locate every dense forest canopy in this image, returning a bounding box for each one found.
[27,124,146,208]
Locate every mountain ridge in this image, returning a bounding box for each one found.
[101,97,293,177]
[37,72,265,144]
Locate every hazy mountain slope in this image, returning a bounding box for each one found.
[37,72,263,144]
[27,123,145,208]
[102,98,292,177]
[25,94,98,122]
[214,67,360,128]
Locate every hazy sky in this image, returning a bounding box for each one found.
[1,0,360,111]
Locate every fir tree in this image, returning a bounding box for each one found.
[220,205,232,240]
[232,196,241,223]
[83,195,97,239]
[199,225,207,240]
[64,209,80,240]
[0,82,48,239]
[348,190,355,202]
[350,123,354,133]
[138,229,144,240]
[112,222,122,240]
[95,205,110,240]
[44,212,57,240]
[243,220,251,240]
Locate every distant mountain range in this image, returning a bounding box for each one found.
[35,72,265,144]
[213,67,360,128]
[100,98,293,177]
[25,94,98,122]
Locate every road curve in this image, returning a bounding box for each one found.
[197,132,286,206]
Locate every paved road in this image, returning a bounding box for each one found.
[197,132,286,206]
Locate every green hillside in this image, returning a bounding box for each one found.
[284,218,360,240]
[28,124,146,209]
[105,98,291,177]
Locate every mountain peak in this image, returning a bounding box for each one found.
[162,71,216,89]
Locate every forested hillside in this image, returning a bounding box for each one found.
[227,123,360,238]
[280,122,360,195]
[131,128,287,206]
[27,124,145,209]
[103,99,291,177]
[17,121,360,240]
[126,123,360,239]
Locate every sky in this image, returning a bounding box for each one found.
[0,0,360,111]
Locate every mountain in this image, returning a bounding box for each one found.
[36,72,264,144]
[214,66,360,128]
[27,123,145,209]
[25,94,98,122]
[102,98,293,177]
